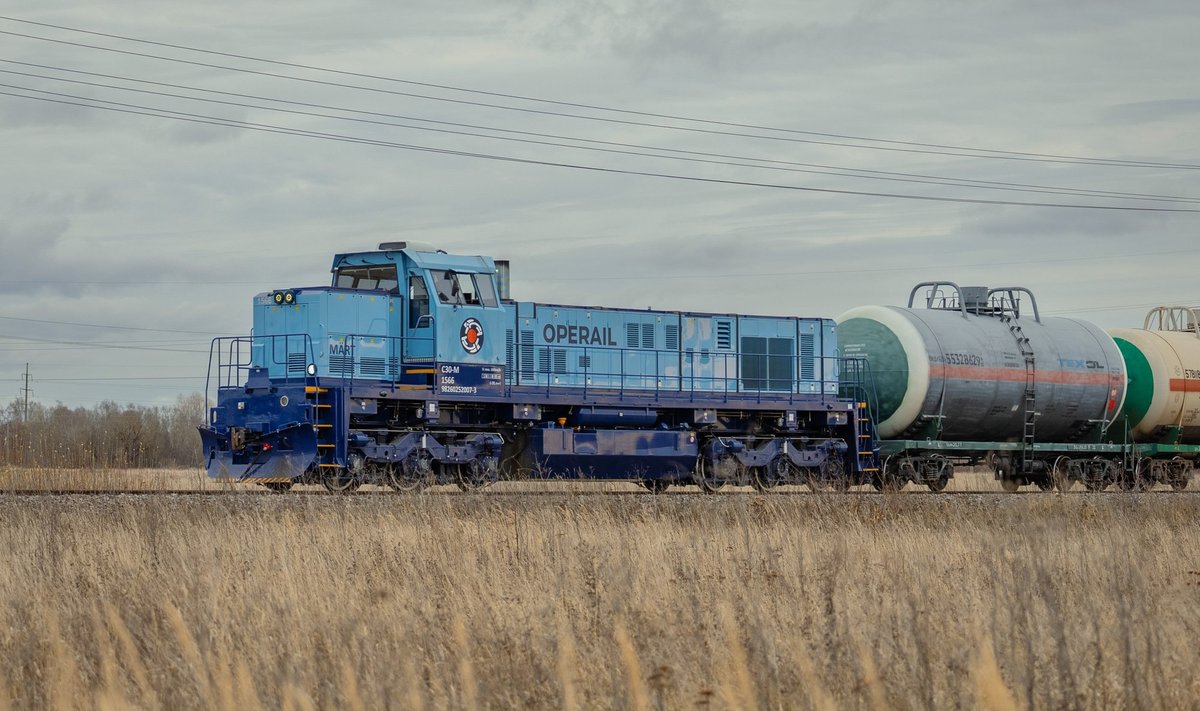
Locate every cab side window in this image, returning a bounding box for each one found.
[409,275,430,326]
[474,274,499,307]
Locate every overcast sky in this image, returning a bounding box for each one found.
[2,0,1198,409]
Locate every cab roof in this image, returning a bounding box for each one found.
[331,243,496,274]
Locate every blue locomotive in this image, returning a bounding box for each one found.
[198,242,873,492]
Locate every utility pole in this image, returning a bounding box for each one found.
[21,363,31,422]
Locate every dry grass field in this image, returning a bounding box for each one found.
[0,491,1197,710]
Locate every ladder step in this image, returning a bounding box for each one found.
[858,451,874,456]
[316,424,333,428]
[406,368,436,374]
[304,386,328,394]
[861,468,880,473]
[318,463,342,469]
[317,444,335,448]
[313,404,332,409]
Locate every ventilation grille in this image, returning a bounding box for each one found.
[716,320,733,350]
[506,329,515,378]
[626,323,640,348]
[520,330,535,382]
[287,352,306,374]
[664,324,680,351]
[641,323,655,350]
[329,355,353,377]
[799,333,816,380]
[579,355,591,369]
[360,357,385,378]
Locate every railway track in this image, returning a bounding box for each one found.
[1,488,1197,497]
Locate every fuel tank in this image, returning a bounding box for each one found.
[837,283,1126,441]
[1108,307,1200,444]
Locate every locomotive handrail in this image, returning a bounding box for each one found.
[203,333,318,420]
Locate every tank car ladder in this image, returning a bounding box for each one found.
[1002,315,1038,475]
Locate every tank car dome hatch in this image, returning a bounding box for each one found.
[837,282,1128,442]
[1108,307,1200,443]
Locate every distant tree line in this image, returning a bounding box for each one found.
[0,394,205,468]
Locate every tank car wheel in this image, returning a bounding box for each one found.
[1051,456,1073,492]
[1167,457,1190,490]
[926,459,952,492]
[999,478,1021,493]
[873,457,904,492]
[263,482,293,493]
[1083,476,1106,492]
[641,479,670,494]
[1035,478,1054,492]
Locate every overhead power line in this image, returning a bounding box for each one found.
[0,314,224,335]
[2,19,1200,170]
[5,62,1197,204]
[4,88,1197,213]
[0,14,1196,170]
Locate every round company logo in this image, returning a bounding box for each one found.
[460,318,485,354]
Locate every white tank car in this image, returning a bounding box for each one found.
[1108,307,1200,444]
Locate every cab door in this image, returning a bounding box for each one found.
[403,272,435,362]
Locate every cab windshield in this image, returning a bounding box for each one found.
[333,265,399,293]
[429,270,499,307]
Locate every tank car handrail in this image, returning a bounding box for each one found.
[1143,306,1200,335]
[907,281,967,317]
[987,286,1041,323]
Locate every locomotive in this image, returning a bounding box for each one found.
[199,246,1198,492]
[199,243,865,492]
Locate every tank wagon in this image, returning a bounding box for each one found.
[199,243,868,492]
[838,282,1196,491]
[1106,307,1200,488]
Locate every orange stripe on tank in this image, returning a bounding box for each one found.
[929,364,1116,385]
[1169,378,1200,392]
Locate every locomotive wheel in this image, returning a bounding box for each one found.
[387,465,427,493]
[815,457,847,492]
[641,479,670,494]
[694,460,725,494]
[263,482,293,492]
[389,453,433,493]
[751,467,777,492]
[457,456,499,492]
[322,471,361,494]
[323,454,364,493]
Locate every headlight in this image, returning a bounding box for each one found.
[273,292,284,304]
[284,291,295,304]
